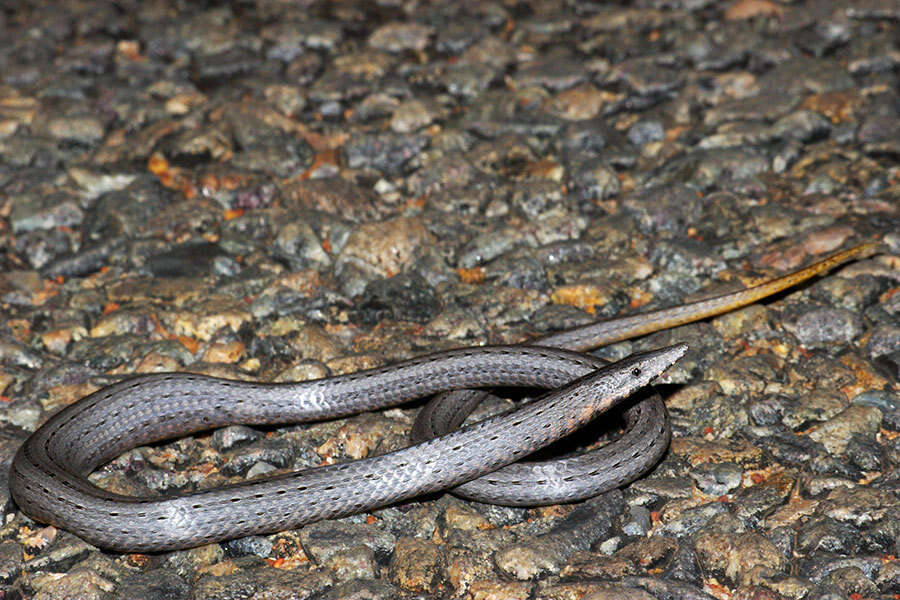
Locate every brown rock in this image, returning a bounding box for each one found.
[388,537,444,593]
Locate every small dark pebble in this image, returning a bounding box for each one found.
[0,540,24,586]
[844,433,883,472]
[662,543,703,584]
[797,517,863,556]
[145,241,225,278]
[766,525,796,561]
[356,272,440,325]
[866,325,900,359]
[488,252,549,292]
[319,579,401,600]
[222,439,297,476]
[344,133,430,177]
[117,570,191,600]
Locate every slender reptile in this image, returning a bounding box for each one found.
[10,346,685,551]
[9,242,875,552]
[413,241,878,504]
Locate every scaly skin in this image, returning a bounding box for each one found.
[9,241,876,551]
[536,242,879,351]
[414,242,879,504]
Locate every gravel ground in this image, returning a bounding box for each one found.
[1,1,899,599]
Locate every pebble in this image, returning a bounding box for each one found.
[0,540,24,587]
[786,306,865,347]
[690,462,744,496]
[117,570,190,600]
[338,216,435,279]
[320,579,401,600]
[622,184,708,234]
[694,532,787,588]
[357,273,440,324]
[387,537,442,593]
[343,132,430,176]
[494,492,623,580]
[368,22,434,53]
[10,191,83,234]
[280,177,384,222]
[807,405,883,455]
[656,502,732,538]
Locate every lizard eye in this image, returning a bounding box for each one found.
[632,367,642,377]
